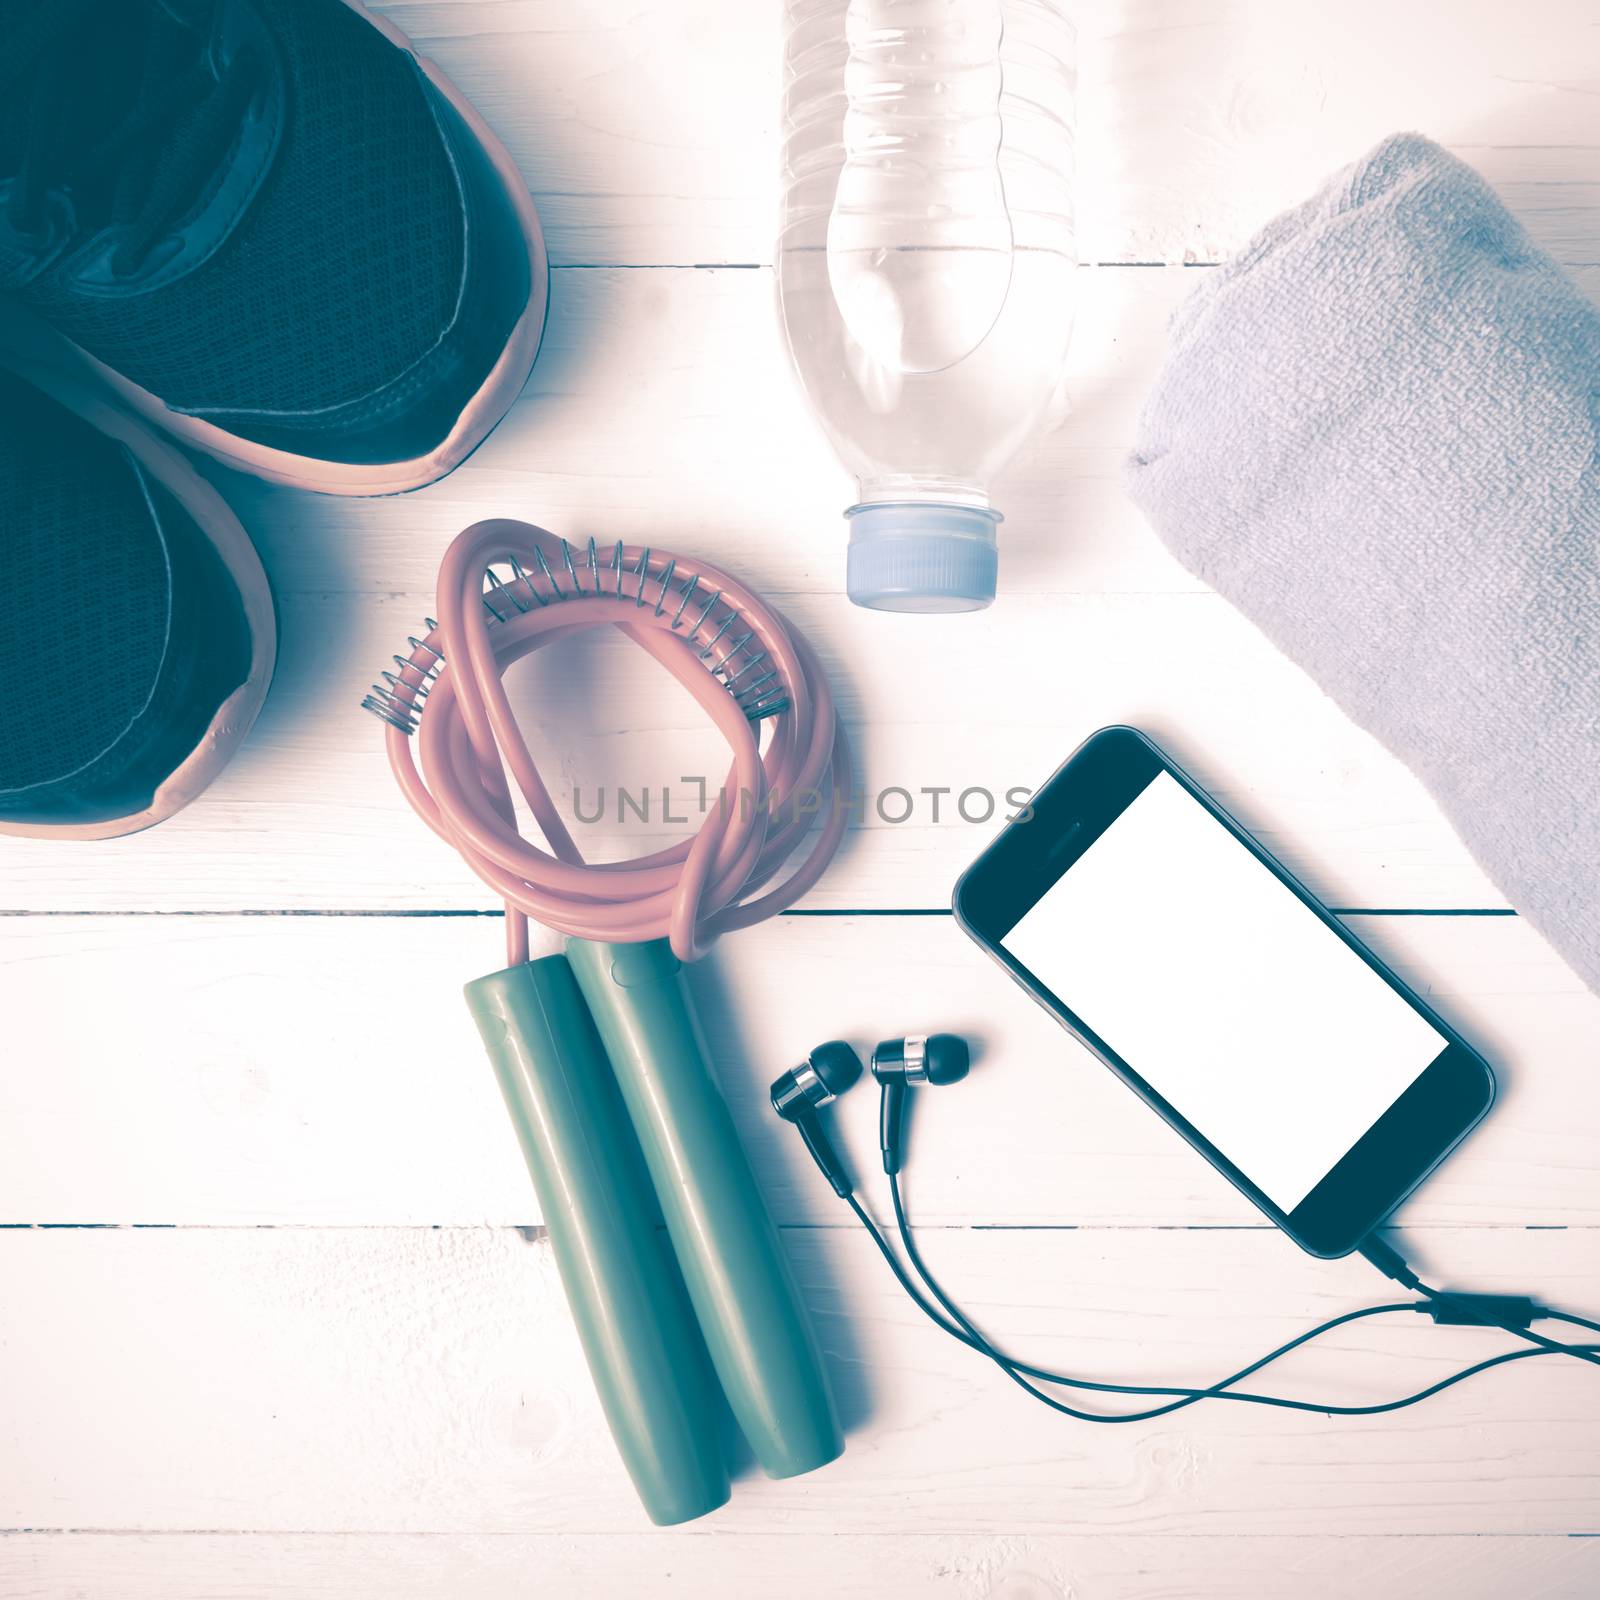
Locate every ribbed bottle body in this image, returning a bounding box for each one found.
[778,0,1077,610]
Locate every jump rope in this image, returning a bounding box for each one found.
[371,518,849,968]
[370,522,1594,1523]
[367,520,852,1526]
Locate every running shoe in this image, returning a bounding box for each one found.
[0,0,547,494]
[0,364,274,837]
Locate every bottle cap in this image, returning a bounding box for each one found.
[845,502,1000,613]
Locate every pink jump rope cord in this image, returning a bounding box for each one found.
[385,520,853,966]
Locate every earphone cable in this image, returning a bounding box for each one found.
[846,1189,1432,1412]
[891,1173,1390,1422]
[1551,1311,1600,1338]
[845,1166,1599,1421]
[1359,1235,1600,1369]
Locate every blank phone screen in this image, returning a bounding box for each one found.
[1001,771,1447,1213]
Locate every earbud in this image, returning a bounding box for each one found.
[769,1040,863,1197]
[871,1034,970,1174]
[772,1034,972,1190]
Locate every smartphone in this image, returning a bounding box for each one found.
[952,726,1495,1257]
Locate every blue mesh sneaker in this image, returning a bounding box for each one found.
[0,363,274,837]
[0,0,547,494]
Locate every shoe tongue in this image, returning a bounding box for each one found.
[0,1,212,233]
[0,4,141,162]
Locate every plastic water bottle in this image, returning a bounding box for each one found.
[778,0,1077,612]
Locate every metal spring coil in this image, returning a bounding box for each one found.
[362,536,790,736]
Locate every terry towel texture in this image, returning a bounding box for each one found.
[1127,134,1600,993]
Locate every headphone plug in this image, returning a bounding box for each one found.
[1361,1236,1546,1332]
[1359,1235,1423,1291]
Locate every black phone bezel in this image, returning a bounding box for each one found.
[951,725,1496,1258]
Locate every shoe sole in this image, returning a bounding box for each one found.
[0,361,277,840]
[0,0,549,497]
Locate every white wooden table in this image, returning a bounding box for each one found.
[4,3,1598,1596]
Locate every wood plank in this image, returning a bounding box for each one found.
[2,6,1593,1589]
[0,264,1525,913]
[1,1225,1595,1535]
[0,590,1504,915]
[214,264,1194,602]
[1,913,1591,1228]
[375,0,779,267]
[370,2,1600,270]
[2,1532,1596,1600]
[1080,0,1600,268]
